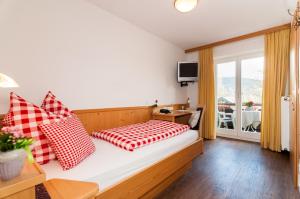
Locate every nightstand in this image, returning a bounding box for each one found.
[0,161,45,199]
[152,111,192,125]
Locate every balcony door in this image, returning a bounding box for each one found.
[215,53,264,142]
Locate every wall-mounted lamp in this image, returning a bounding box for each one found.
[0,73,19,88]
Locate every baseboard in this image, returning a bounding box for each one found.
[217,134,260,143]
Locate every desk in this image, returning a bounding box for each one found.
[152,111,192,125]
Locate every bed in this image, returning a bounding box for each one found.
[42,129,199,191]
[1,104,204,198]
[48,105,204,198]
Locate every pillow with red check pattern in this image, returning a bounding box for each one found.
[41,91,72,118]
[92,120,190,151]
[9,92,57,164]
[39,115,95,170]
[2,112,13,126]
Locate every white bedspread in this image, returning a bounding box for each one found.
[41,130,199,190]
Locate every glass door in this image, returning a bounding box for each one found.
[216,60,237,137]
[216,53,264,142]
[239,56,263,140]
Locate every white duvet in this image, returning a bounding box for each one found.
[41,130,199,190]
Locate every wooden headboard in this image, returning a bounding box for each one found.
[0,104,188,135]
[74,106,152,134]
[74,104,188,134]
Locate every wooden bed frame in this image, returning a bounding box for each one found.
[73,104,205,198]
[0,104,204,199]
[96,139,203,199]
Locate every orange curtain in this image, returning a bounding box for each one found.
[199,48,216,139]
[261,29,290,152]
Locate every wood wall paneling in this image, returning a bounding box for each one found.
[74,106,153,134]
[0,104,187,134]
[290,4,299,188]
[71,104,187,134]
[290,22,298,188]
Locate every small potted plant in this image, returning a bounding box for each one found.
[244,101,254,111]
[0,126,34,181]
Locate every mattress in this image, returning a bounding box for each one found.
[41,129,199,190]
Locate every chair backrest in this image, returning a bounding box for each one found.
[192,105,205,133]
[225,107,234,113]
[218,111,226,119]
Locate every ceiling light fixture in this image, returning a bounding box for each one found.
[174,0,198,13]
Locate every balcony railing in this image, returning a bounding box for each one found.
[217,103,262,132]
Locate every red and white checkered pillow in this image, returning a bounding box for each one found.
[9,92,57,164]
[92,120,190,151]
[39,115,95,170]
[41,91,72,118]
[2,112,13,127]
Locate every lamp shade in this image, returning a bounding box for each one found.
[174,0,198,13]
[0,73,19,88]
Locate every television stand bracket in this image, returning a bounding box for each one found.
[180,81,188,87]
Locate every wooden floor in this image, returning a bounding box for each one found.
[158,138,300,199]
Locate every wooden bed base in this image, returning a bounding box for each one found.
[73,104,204,198]
[0,104,204,198]
[41,139,203,199]
[96,139,203,199]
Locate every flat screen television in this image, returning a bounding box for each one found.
[177,61,198,82]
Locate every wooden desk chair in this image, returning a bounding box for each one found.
[190,105,205,137]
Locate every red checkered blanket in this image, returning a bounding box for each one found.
[92,120,190,151]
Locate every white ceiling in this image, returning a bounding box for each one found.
[89,0,296,50]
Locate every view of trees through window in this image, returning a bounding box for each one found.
[217,61,236,105]
[217,57,264,106]
[216,56,264,134]
[241,57,263,105]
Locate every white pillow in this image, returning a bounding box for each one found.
[188,110,201,128]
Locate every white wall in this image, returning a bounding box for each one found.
[185,36,264,108]
[185,52,199,108]
[0,0,187,113]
